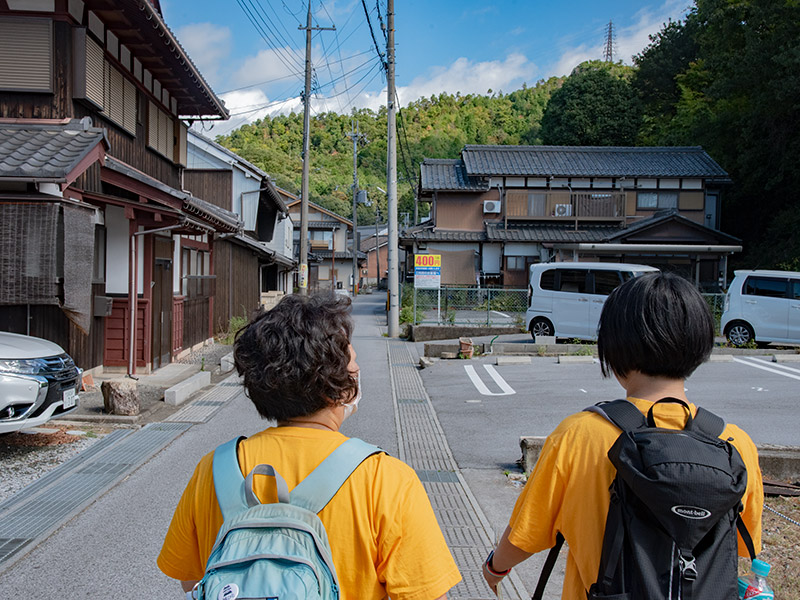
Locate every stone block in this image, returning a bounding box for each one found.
[773,353,800,363]
[535,335,556,345]
[221,352,235,372]
[164,371,212,406]
[558,355,595,364]
[101,379,140,416]
[496,356,531,366]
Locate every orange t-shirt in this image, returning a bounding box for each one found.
[158,426,461,600]
[508,397,763,600]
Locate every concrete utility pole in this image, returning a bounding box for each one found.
[298,2,334,295]
[347,121,366,297]
[386,0,400,336]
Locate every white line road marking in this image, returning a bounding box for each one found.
[491,310,510,318]
[732,357,800,381]
[579,389,587,393]
[483,364,516,395]
[746,357,800,375]
[464,364,516,396]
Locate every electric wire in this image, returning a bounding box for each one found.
[246,0,304,70]
[235,0,304,76]
[360,0,387,69]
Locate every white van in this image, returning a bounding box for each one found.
[525,262,659,341]
[720,269,800,346]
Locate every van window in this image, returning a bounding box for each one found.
[592,270,622,295]
[558,269,588,293]
[744,277,787,298]
[540,269,556,291]
[792,280,800,300]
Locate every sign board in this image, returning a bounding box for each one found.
[414,254,441,289]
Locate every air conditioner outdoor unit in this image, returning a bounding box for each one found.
[483,200,501,214]
[554,203,572,217]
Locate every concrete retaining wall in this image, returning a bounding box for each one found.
[411,325,520,342]
[520,436,800,481]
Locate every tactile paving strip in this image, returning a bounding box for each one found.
[0,422,191,569]
[387,340,528,599]
[167,374,242,423]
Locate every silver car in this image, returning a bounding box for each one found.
[0,331,82,434]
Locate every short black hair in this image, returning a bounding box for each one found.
[233,293,357,421]
[597,272,714,379]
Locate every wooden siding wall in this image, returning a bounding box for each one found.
[182,298,210,349]
[0,20,73,119]
[103,297,147,368]
[0,284,105,369]
[183,170,233,211]
[213,240,260,333]
[435,190,496,231]
[74,100,180,190]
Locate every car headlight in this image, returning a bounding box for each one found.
[0,358,47,375]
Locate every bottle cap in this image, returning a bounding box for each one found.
[752,558,771,577]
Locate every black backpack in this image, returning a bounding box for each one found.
[532,398,756,600]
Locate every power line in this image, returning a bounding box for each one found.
[236,0,304,74]
[360,0,387,70]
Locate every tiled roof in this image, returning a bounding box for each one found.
[0,120,108,181]
[420,159,489,192]
[313,249,367,260]
[404,228,487,242]
[461,145,729,179]
[360,234,388,252]
[105,156,242,232]
[486,223,620,243]
[606,209,741,243]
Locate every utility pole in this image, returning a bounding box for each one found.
[347,121,366,297]
[298,2,334,295]
[386,0,399,336]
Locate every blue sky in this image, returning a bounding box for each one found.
[161,0,691,135]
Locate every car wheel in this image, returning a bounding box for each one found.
[726,321,755,347]
[530,317,554,340]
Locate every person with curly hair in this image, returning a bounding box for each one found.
[158,293,461,600]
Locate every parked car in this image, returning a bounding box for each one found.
[525,262,660,341]
[0,331,82,434]
[720,270,800,347]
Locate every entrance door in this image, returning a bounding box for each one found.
[151,238,173,369]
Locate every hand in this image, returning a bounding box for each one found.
[482,561,505,596]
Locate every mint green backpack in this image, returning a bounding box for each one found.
[192,436,381,600]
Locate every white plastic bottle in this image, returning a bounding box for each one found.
[738,559,775,600]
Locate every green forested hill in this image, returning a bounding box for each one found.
[216,77,563,225]
[218,0,800,269]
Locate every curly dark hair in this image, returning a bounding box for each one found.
[233,293,357,421]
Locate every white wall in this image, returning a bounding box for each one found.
[482,243,502,274]
[504,243,541,256]
[105,205,129,294]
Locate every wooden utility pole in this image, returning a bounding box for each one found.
[386,0,399,336]
[298,2,334,295]
[347,121,366,297]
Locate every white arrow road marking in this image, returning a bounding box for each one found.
[732,357,800,381]
[464,364,516,396]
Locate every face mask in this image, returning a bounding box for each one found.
[342,371,361,420]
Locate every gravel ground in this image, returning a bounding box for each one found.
[0,342,233,507]
[0,425,107,504]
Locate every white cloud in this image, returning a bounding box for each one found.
[175,23,232,89]
[200,89,302,137]
[232,48,305,89]
[549,0,690,76]
[398,53,536,103]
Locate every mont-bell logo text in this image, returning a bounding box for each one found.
[671,505,712,519]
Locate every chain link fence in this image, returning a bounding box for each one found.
[404,286,529,327]
[702,293,727,334]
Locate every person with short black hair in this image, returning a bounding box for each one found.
[482,272,763,599]
[159,293,461,600]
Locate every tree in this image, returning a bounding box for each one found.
[540,61,641,146]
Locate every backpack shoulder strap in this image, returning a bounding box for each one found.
[689,406,727,438]
[212,436,249,521]
[290,438,383,513]
[585,399,647,432]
